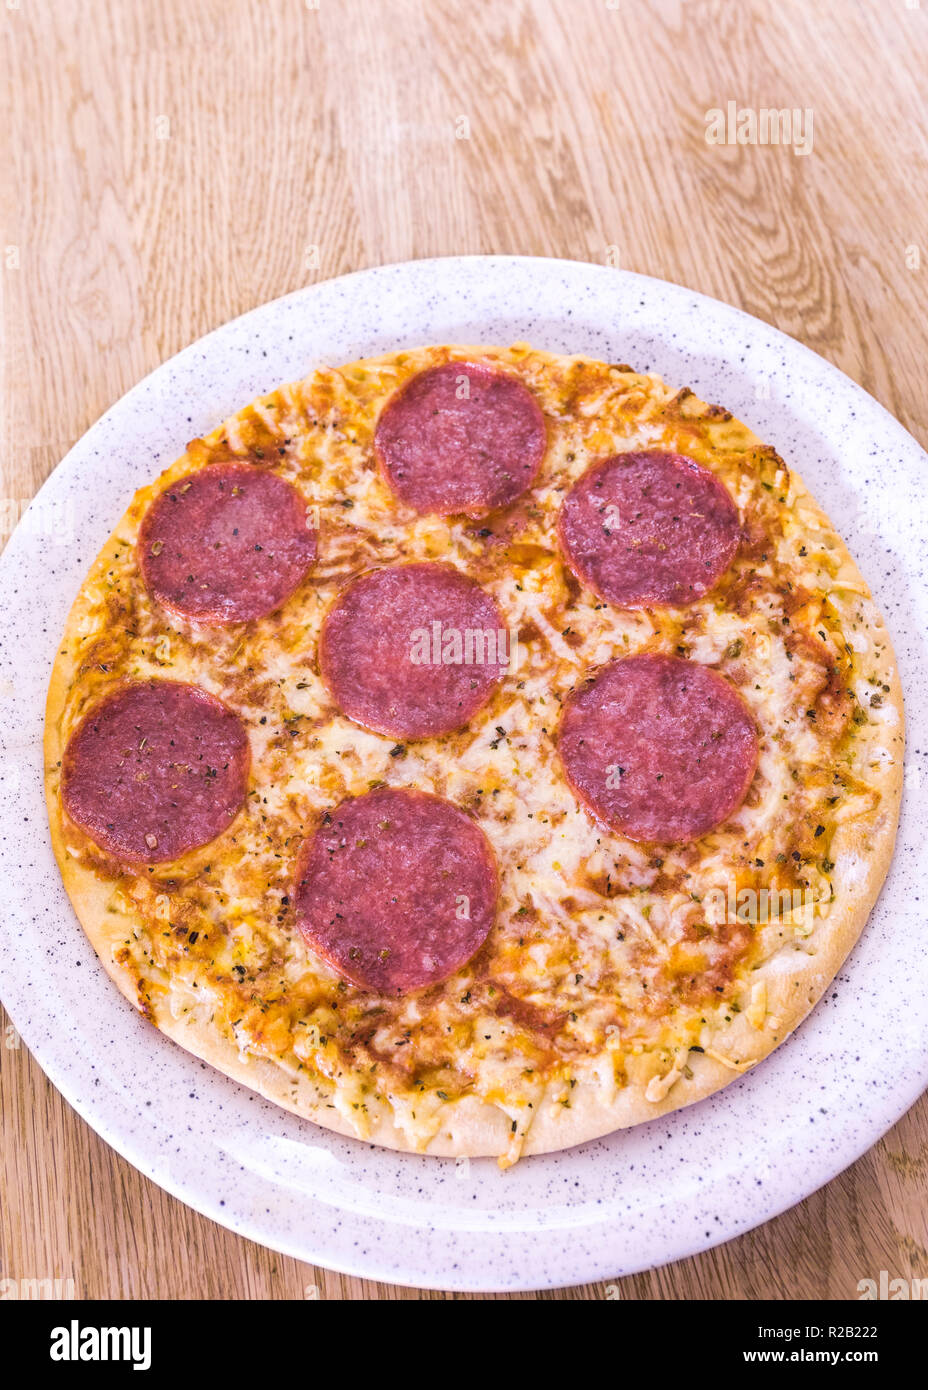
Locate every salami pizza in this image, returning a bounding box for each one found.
[44,344,904,1165]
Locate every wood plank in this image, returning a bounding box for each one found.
[2,0,925,1298]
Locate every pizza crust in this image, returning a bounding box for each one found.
[44,345,905,1162]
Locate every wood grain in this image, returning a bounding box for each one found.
[1,0,926,1299]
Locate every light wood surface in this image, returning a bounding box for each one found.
[2,0,926,1300]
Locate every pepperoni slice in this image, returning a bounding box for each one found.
[61,681,250,863]
[319,562,508,739]
[138,462,317,624]
[374,361,547,517]
[557,451,741,608]
[558,655,758,843]
[293,787,498,994]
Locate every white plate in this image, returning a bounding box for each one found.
[1,256,925,1293]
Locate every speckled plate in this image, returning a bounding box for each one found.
[1,257,925,1293]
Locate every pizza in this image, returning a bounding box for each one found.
[44,344,904,1166]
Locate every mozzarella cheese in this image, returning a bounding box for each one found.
[50,345,901,1161]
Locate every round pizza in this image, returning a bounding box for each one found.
[44,344,904,1166]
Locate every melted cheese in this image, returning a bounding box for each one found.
[52,344,899,1160]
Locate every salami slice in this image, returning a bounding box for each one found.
[293,787,498,994]
[374,361,547,517]
[138,462,317,624]
[319,562,508,739]
[557,451,741,608]
[61,680,250,863]
[558,655,758,843]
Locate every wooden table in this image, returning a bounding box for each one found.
[2,0,926,1300]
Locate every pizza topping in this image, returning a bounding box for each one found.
[319,561,509,739]
[61,680,250,863]
[293,787,498,994]
[558,654,758,843]
[374,361,547,517]
[557,451,741,608]
[138,462,317,624]
[51,341,898,1163]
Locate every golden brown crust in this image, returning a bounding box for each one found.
[45,344,904,1162]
